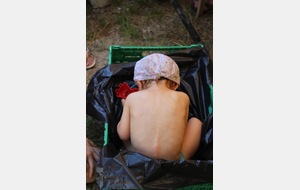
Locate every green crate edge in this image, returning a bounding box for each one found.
[103,44,212,189]
[108,183,213,190]
[108,44,204,64]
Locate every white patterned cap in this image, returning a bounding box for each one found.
[134,53,180,85]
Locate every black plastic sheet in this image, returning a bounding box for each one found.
[86,47,212,150]
[191,112,213,160]
[96,143,213,190]
[86,47,213,189]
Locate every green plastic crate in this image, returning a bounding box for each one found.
[112,185,213,190]
[103,44,212,190]
[108,44,203,64]
[176,183,213,190]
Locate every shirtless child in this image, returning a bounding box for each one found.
[117,53,202,160]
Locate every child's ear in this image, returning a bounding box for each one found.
[173,84,179,90]
[136,81,143,90]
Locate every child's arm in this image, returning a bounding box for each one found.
[117,98,131,141]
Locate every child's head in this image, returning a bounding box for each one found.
[134,53,180,90]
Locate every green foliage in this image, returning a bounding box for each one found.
[137,0,148,7]
[128,4,140,15]
[117,15,141,40]
[86,182,99,190]
[86,32,95,41]
[185,4,196,18]
[126,0,148,16]
[86,15,91,29]
[112,0,122,6]
[98,15,106,28]
[86,116,104,148]
[149,7,163,18]
[86,15,94,41]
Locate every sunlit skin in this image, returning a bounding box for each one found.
[86,138,100,183]
[117,79,202,161]
[86,50,89,62]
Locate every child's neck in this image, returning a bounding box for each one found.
[146,80,170,90]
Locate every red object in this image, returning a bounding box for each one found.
[115,82,139,99]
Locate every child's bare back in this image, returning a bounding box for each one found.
[126,80,189,160]
[117,53,202,161]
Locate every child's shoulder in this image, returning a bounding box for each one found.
[170,91,189,104]
[174,90,189,98]
[126,91,143,101]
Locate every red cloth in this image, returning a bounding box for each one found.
[115,82,139,99]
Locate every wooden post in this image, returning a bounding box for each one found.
[195,0,206,18]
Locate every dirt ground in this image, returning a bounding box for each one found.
[86,0,212,189]
[86,0,212,87]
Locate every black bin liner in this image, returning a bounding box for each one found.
[86,47,212,150]
[192,112,213,160]
[96,142,213,190]
[86,47,213,189]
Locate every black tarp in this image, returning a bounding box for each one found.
[86,47,213,189]
[96,138,213,189]
[86,47,212,150]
